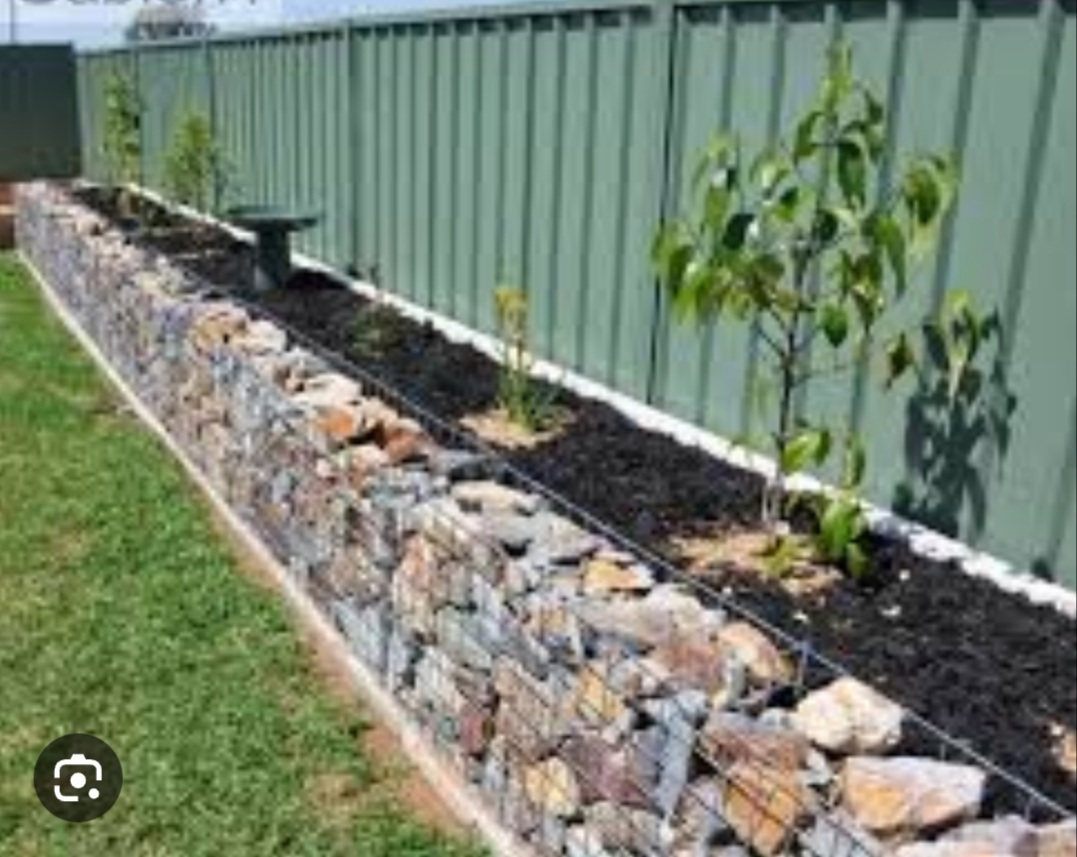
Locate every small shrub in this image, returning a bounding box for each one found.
[653,42,982,576]
[102,72,142,219]
[163,110,231,215]
[353,301,405,358]
[494,286,556,432]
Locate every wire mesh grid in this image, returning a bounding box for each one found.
[210,281,1073,827]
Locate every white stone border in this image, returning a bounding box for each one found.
[103,182,1077,619]
[20,246,534,857]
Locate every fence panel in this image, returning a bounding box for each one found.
[75,0,1077,588]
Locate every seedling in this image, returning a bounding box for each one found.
[494,286,557,433]
[102,72,142,221]
[163,109,231,215]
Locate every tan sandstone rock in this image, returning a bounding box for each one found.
[716,621,794,686]
[841,757,987,838]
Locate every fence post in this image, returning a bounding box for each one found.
[644,0,679,407]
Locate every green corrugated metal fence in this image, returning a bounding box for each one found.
[77,0,1077,589]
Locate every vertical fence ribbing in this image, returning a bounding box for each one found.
[645,0,686,407]
[605,12,638,387]
[572,12,599,372]
[74,1,1077,588]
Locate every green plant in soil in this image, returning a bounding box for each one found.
[102,72,143,221]
[653,43,980,577]
[353,299,406,358]
[163,109,232,216]
[493,286,557,433]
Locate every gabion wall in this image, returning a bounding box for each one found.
[16,185,1074,857]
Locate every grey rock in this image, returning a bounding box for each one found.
[576,585,713,651]
[941,815,1039,857]
[655,711,697,817]
[529,511,603,566]
[481,510,539,555]
[452,480,541,515]
[413,648,469,718]
[674,778,728,854]
[435,608,495,673]
[565,825,613,857]
[585,801,667,854]
[386,626,417,691]
[799,810,883,857]
[332,599,388,672]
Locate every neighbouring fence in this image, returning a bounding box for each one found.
[0,45,81,180]
[76,0,1077,589]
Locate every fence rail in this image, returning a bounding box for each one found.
[77,0,1077,589]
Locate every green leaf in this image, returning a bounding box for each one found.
[822,42,854,111]
[677,259,721,322]
[651,224,694,289]
[794,109,823,162]
[845,541,870,579]
[851,280,883,330]
[703,185,732,232]
[863,85,885,128]
[782,428,832,475]
[723,213,756,250]
[819,301,849,348]
[691,133,736,192]
[751,149,789,196]
[837,140,868,208]
[945,287,973,320]
[842,435,867,490]
[774,187,803,223]
[902,155,958,259]
[884,332,917,387]
[873,214,908,296]
[813,209,841,246]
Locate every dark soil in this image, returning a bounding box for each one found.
[73,186,1077,815]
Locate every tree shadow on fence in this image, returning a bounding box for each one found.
[892,310,1017,544]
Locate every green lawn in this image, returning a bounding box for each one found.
[0,254,482,857]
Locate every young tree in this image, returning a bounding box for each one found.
[653,44,960,573]
[102,72,142,220]
[164,110,230,215]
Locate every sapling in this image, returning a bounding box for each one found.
[163,109,230,215]
[102,72,143,220]
[653,43,965,575]
[494,286,556,432]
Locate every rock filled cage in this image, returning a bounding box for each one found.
[15,183,1075,857]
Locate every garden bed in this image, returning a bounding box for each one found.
[72,184,1077,815]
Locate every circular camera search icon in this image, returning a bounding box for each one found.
[34,734,122,822]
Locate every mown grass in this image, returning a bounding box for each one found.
[0,254,483,857]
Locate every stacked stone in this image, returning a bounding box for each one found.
[15,184,1074,857]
